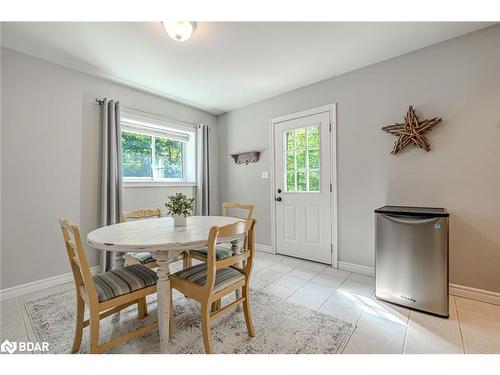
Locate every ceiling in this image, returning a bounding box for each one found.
[1,22,494,114]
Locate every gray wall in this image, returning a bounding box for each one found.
[0,28,2,279]
[217,25,500,293]
[123,186,196,217]
[0,47,218,289]
[0,27,3,281]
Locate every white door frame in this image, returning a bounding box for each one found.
[269,104,338,267]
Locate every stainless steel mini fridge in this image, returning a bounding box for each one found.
[375,206,449,317]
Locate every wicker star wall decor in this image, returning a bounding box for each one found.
[382,106,442,154]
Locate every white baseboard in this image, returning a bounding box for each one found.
[334,262,499,306]
[338,261,375,276]
[449,283,500,306]
[0,265,101,301]
[255,243,274,254]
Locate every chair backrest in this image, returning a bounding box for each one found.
[221,202,254,220]
[221,202,254,252]
[204,219,256,293]
[120,208,161,223]
[59,218,99,304]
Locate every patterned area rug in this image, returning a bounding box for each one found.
[25,288,354,354]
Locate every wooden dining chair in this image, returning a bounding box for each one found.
[187,202,254,264]
[186,202,255,311]
[121,208,188,269]
[121,208,161,269]
[169,219,256,354]
[59,218,159,354]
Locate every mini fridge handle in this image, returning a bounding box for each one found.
[380,213,440,225]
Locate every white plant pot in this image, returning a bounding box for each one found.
[173,214,187,226]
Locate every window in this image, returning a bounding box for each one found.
[284,125,320,192]
[121,112,196,185]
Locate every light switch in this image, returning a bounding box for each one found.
[261,171,269,179]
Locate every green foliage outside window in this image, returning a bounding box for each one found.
[283,125,320,192]
[122,130,184,179]
[286,131,295,151]
[155,137,183,179]
[122,132,152,178]
[295,128,307,149]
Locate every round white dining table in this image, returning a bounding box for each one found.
[86,215,244,353]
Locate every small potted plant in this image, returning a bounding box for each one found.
[165,193,196,226]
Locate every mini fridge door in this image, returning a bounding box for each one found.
[375,213,449,317]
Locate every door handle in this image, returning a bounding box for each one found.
[380,214,440,225]
[275,197,282,202]
[277,188,282,193]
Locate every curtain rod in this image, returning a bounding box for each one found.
[94,98,204,128]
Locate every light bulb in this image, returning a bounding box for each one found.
[162,21,196,42]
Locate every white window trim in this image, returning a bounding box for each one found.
[121,108,197,186]
[123,180,197,188]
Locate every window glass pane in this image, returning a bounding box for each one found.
[295,128,306,149]
[308,149,319,169]
[155,136,183,179]
[286,151,295,171]
[307,125,319,148]
[285,130,295,151]
[309,170,320,192]
[286,172,295,192]
[296,150,306,170]
[121,132,152,178]
[297,171,307,191]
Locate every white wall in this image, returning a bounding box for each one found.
[217,25,500,293]
[0,47,218,289]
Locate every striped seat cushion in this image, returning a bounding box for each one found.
[128,252,155,264]
[172,263,244,292]
[93,264,157,302]
[191,244,234,260]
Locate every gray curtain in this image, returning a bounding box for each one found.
[99,98,123,271]
[196,124,210,215]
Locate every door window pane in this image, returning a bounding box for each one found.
[308,125,319,148]
[286,130,295,151]
[282,124,321,192]
[286,152,295,171]
[296,150,306,170]
[122,132,152,178]
[286,172,295,191]
[295,128,307,149]
[296,172,307,191]
[308,149,319,169]
[309,170,320,192]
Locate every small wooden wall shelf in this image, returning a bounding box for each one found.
[231,151,261,165]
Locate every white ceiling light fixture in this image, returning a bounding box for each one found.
[162,21,196,42]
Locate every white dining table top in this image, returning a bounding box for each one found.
[87,216,245,252]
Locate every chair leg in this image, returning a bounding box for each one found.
[137,297,148,319]
[182,254,192,298]
[183,252,192,269]
[169,289,174,337]
[242,284,255,337]
[200,305,214,354]
[235,288,242,311]
[89,310,100,354]
[71,295,85,353]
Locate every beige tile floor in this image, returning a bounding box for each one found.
[1,250,499,354]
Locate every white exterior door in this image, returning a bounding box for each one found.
[273,111,332,264]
